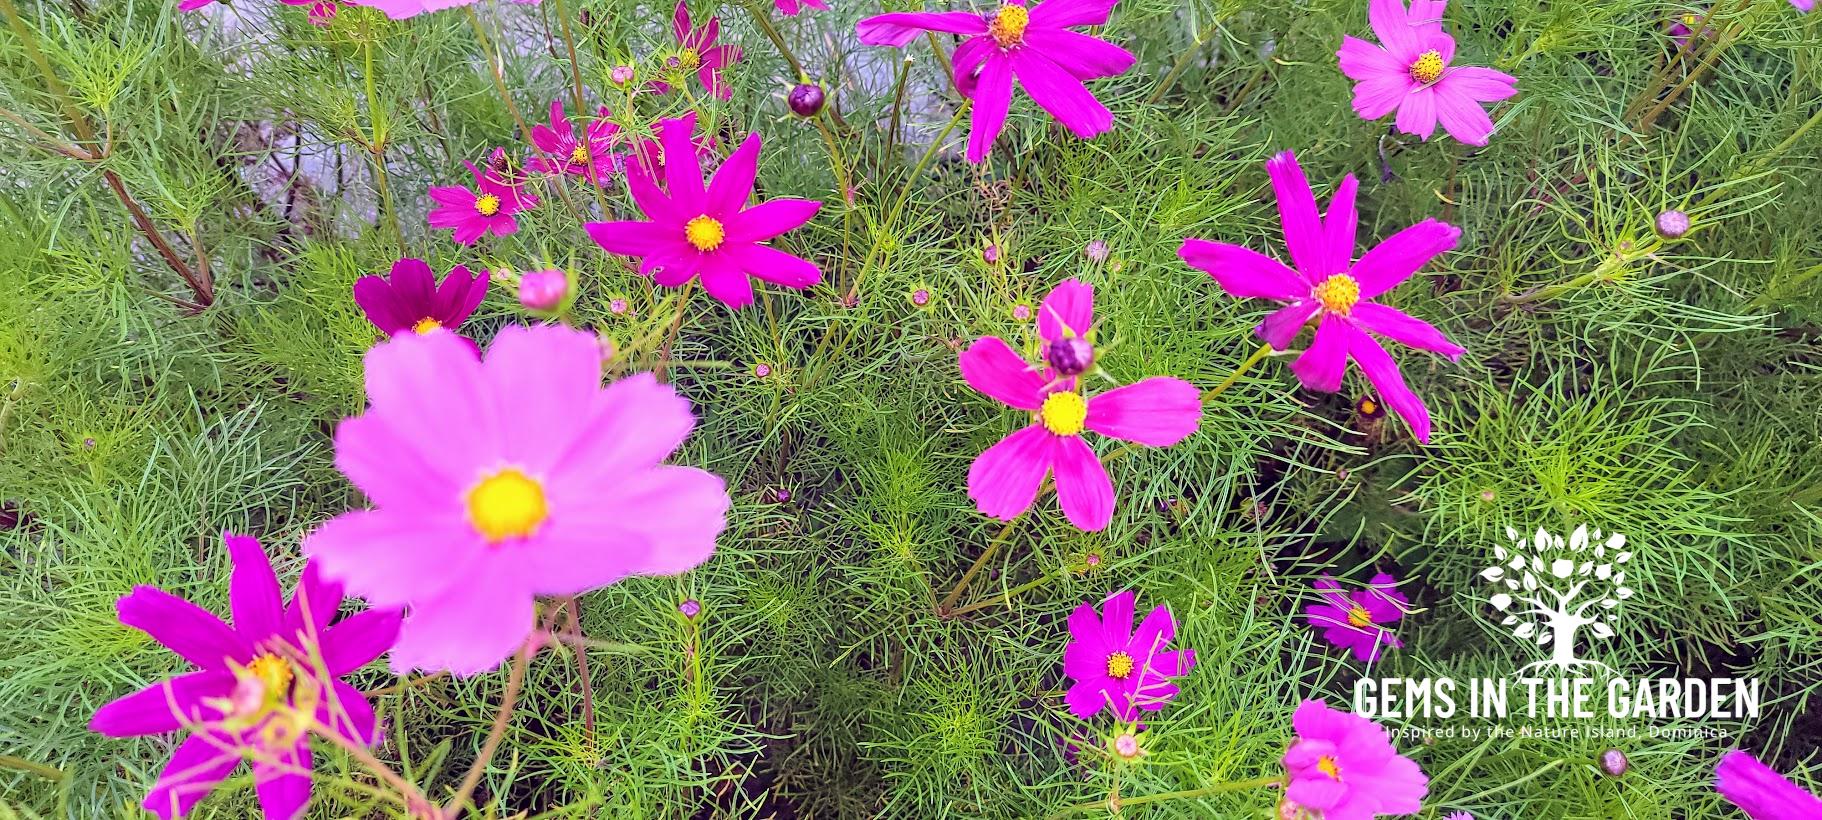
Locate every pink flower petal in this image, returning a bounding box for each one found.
[1348,329,1433,442]
[705,133,760,217]
[548,372,698,483]
[658,113,705,204]
[1432,85,1498,145]
[726,198,822,244]
[698,255,757,308]
[1352,218,1460,299]
[117,586,250,669]
[1394,85,1439,140]
[967,425,1055,521]
[317,678,380,744]
[624,166,685,225]
[482,324,604,471]
[1350,302,1464,360]
[952,36,993,97]
[586,219,675,258]
[142,732,242,820]
[1352,76,1413,120]
[537,464,727,585]
[387,573,535,677]
[225,532,284,638]
[1028,0,1118,28]
[1084,377,1202,446]
[1178,238,1309,301]
[1266,151,1325,279]
[1337,35,1405,82]
[1064,680,1111,718]
[1367,0,1423,60]
[724,243,821,289]
[359,332,501,478]
[1288,313,1350,392]
[1323,175,1359,278]
[1019,28,1135,80]
[1099,589,1135,646]
[353,275,405,334]
[89,671,234,737]
[855,10,988,46]
[1257,300,1321,350]
[303,511,485,609]
[1009,49,1114,139]
[320,607,402,676]
[1441,65,1518,101]
[1052,435,1114,531]
[959,336,1046,411]
[1037,277,1094,343]
[334,414,464,511]
[253,746,312,820]
[966,56,1015,163]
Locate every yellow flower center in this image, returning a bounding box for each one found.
[679,47,701,70]
[248,653,294,701]
[1681,12,1700,25]
[1105,651,1134,679]
[474,194,502,216]
[466,468,549,543]
[1409,49,1445,84]
[1347,605,1373,629]
[684,215,726,252]
[413,318,441,335]
[1039,391,1088,437]
[988,3,1029,48]
[1314,273,1361,315]
[569,145,590,164]
[1318,754,1343,781]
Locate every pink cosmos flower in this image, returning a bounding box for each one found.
[528,101,622,185]
[1666,9,1713,48]
[1792,0,1813,11]
[1062,589,1195,721]
[1284,700,1428,820]
[654,1,743,101]
[428,148,536,245]
[1179,151,1464,443]
[89,533,400,820]
[856,0,1137,163]
[774,0,826,15]
[304,325,729,676]
[361,0,535,19]
[353,258,489,338]
[274,0,339,23]
[1305,572,1409,663]
[585,114,822,309]
[1716,750,1822,819]
[1337,0,1518,145]
[960,279,1201,531]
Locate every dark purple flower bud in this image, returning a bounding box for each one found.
[1655,209,1690,239]
[1599,748,1629,777]
[679,599,701,619]
[1045,337,1094,376]
[787,83,825,117]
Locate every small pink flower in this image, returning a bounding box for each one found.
[983,243,1000,263]
[857,0,1137,162]
[1306,573,1408,663]
[961,279,1201,531]
[1111,733,1141,759]
[1062,590,1195,721]
[654,1,743,101]
[1012,303,1032,321]
[354,258,489,339]
[610,65,636,85]
[609,298,630,315]
[1716,750,1822,819]
[1085,239,1109,262]
[585,114,822,309]
[753,362,773,378]
[774,0,827,15]
[517,269,569,312]
[678,598,702,618]
[1284,700,1428,819]
[428,148,536,245]
[1180,151,1464,442]
[1666,9,1713,48]
[1337,0,1518,145]
[528,101,622,185]
[911,288,931,306]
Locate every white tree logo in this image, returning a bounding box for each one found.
[1479,525,1633,673]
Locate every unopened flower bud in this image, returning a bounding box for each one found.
[610,64,634,85]
[1112,733,1141,759]
[1084,239,1109,263]
[517,269,568,312]
[1045,336,1094,376]
[1599,748,1629,777]
[1655,209,1690,239]
[910,288,930,307]
[678,599,701,619]
[982,243,1000,263]
[1011,303,1032,321]
[787,83,825,117]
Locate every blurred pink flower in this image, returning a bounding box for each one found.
[428,148,536,245]
[1716,750,1822,819]
[1062,590,1195,720]
[1306,572,1408,663]
[775,0,827,15]
[1284,700,1428,819]
[304,325,729,675]
[857,0,1136,162]
[960,279,1200,531]
[1337,0,1517,145]
[1179,151,1463,442]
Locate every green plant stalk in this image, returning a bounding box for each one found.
[811,111,853,266]
[1146,22,1220,106]
[0,755,63,780]
[1203,343,1274,403]
[465,7,580,217]
[1502,239,1661,305]
[360,38,404,254]
[548,0,611,216]
[946,568,1061,618]
[845,99,972,302]
[1634,0,1755,132]
[1051,776,1282,817]
[742,0,808,83]
[937,512,1024,615]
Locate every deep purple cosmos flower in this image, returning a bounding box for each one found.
[585,114,822,309]
[857,0,1136,163]
[427,148,536,245]
[353,258,489,338]
[89,533,399,820]
[1062,589,1195,721]
[1305,572,1409,663]
[1716,750,1822,819]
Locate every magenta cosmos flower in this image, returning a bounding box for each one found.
[304,324,729,676]
[1179,151,1464,442]
[528,101,622,184]
[353,258,488,338]
[585,114,822,309]
[1716,750,1822,819]
[1284,700,1428,820]
[656,1,742,101]
[1306,572,1408,663]
[961,279,1201,531]
[774,0,825,15]
[1792,0,1813,11]
[428,148,536,245]
[857,0,1136,163]
[1062,590,1195,721]
[89,532,399,820]
[1337,0,1517,145]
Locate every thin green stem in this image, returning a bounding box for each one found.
[1455,759,1564,804]
[937,513,1023,615]
[1146,23,1219,106]
[466,6,579,215]
[845,100,971,302]
[946,569,1060,618]
[361,38,404,253]
[1049,776,1282,818]
[0,755,63,780]
[1202,342,1273,403]
[811,111,853,266]
[742,0,807,82]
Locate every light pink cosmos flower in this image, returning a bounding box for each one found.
[361,0,536,19]
[586,114,822,309]
[1792,0,1813,11]
[304,325,730,676]
[1305,572,1409,663]
[1179,151,1464,443]
[856,0,1136,163]
[1284,700,1428,820]
[960,279,1201,531]
[1716,750,1822,819]
[528,101,622,185]
[428,148,537,246]
[774,0,826,15]
[1062,589,1195,721]
[654,1,743,101]
[1337,0,1518,146]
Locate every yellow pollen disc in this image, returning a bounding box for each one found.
[1039,391,1088,437]
[679,47,701,70]
[1347,605,1373,629]
[1314,273,1361,315]
[248,653,294,700]
[569,145,590,164]
[684,215,726,252]
[413,318,441,335]
[467,468,549,543]
[988,4,1029,47]
[1318,754,1343,781]
[1681,13,1699,25]
[1410,49,1445,84]
[1105,651,1134,679]
[474,193,502,216]
[1358,398,1379,416]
